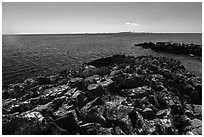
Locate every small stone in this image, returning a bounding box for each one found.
[156,109,171,119]
[110,70,122,77]
[142,108,154,119]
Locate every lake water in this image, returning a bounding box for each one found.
[2,33,202,85]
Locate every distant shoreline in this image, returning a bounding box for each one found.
[2,32,202,36]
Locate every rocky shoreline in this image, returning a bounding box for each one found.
[135,42,202,57]
[2,54,202,135]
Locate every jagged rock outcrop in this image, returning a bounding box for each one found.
[135,42,202,57]
[2,54,202,135]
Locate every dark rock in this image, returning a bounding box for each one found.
[160,69,173,79]
[53,103,74,118]
[8,83,25,98]
[142,108,154,119]
[8,101,35,114]
[128,110,144,130]
[36,76,51,85]
[84,75,101,84]
[127,86,151,98]
[110,70,122,77]
[49,122,71,135]
[124,65,134,73]
[55,109,79,133]
[86,84,105,99]
[156,109,171,119]
[2,90,10,99]
[142,119,157,134]
[2,111,49,135]
[23,78,38,90]
[68,77,86,90]
[71,90,86,108]
[173,115,191,134]
[81,66,97,78]
[95,67,111,76]
[156,118,176,135]
[83,105,106,125]
[80,97,104,119]
[148,95,160,108]
[43,85,70,98]
[104,101,134,134]
[2,54,202,135]
[135,42,202,57]
[79,123,113,135]
[191,91,201,104]
[100,77,114,90]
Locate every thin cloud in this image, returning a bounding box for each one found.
[125,22,139,26]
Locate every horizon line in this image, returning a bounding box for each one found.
[2,31,202,35]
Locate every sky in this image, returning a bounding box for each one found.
[2,2,202,34]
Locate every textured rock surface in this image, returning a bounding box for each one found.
[135,42,202,57]
[2,54,202,135]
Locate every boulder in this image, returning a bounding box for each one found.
[8,83,25,98]
[83,105,106,125]
[2,90,10,99]
[55,109,79,133]
[43,85,70,98]
[124,65,134,73]
[2,111,49,135]
[79,123,113,135]
[104,101,134,134]
[190,118,202,135]
[8,101,35,114]
[23,78,38,90]
[142,119,157,134]
[100,77,114,90]
[53,103,74,118]
[128,110,144,130]
[71,90,86,108]
[80,97,104,119]
[81,66,97,78]
[68,77,86,90]
[110,70,122,77]
[84,75,101,84]
[127,86,151,98]
[86,84,105,99]
[142,108,154,119]
[156,109,171,119]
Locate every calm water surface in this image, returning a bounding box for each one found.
[2,33,202,85]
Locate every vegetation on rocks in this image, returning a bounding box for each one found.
[2,54,202,135]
